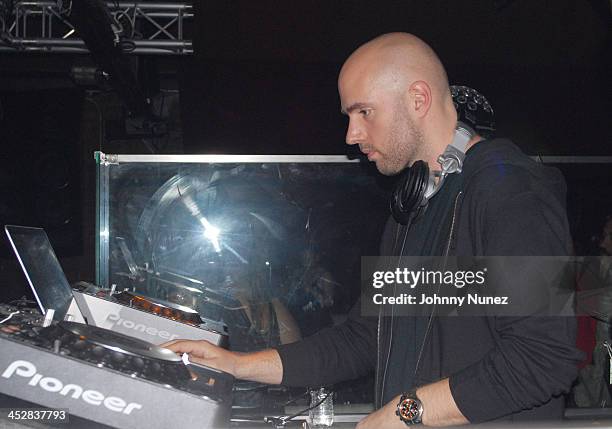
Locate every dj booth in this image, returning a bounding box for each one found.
[2,153,611,428]
[0,153,389,428]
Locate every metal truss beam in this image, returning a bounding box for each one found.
[0,1,193,55]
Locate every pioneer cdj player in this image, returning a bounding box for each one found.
[0,320,234,428]
[72,282,228,346]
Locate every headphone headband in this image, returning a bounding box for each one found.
[436,123,473,177]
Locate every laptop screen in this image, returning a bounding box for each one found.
[5,225,73,321]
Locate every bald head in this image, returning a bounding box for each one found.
[340,32,450,106]
[339,33,458,175]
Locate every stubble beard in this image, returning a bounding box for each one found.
[375,109,424,176]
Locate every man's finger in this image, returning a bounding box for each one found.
[162,340,198,352]
[162,339,213,356]
[187,355,211,367]
[160,339,182,348]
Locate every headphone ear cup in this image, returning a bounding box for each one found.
[390,160,430,225]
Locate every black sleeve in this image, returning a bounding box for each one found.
[449,167,583,422]
[274,217,398,387]
[275,300,378,387]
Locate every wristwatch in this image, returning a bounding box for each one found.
[396,390,423,425]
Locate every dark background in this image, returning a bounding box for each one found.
[0,0,610,301]
[184,0,610,154]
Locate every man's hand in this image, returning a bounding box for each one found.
[0,324,21,335]
[161,339,284,384]
[355,394,405,429]
[162,339,240,376]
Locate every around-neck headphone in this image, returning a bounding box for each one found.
[390,124,474,225]
[389,85,495,225]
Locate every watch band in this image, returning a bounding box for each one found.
[396,390,423,425]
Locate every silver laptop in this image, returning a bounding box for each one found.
[5,225,75,321]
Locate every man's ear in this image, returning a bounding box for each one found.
[407,80,432,118]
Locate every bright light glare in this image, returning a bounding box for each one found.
[199,217,221,252]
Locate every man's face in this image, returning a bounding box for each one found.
[600,219,612,255]
[339,71,423,176]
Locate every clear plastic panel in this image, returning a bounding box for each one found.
[97,156,389,353]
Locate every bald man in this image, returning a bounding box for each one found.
[340,32,461,176]
[165,33,581,426]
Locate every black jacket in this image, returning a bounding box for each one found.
[275,139,583,423]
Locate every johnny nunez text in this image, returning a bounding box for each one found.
[372,293,509,306]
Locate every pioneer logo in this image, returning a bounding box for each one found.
[2,360,143,415]
[107,313,179,341]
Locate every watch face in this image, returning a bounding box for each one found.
[398,398,420,422]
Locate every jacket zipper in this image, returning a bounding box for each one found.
[375,190,463,408]
[444,191,463,260]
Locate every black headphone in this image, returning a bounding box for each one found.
[390,85,495,225]
[390,124,473,225]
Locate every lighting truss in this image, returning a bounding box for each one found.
[0,1,193,55]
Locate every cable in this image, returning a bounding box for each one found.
[0,311,20,324]
[379,220,411,407]
[280,389,309,408]
[413,191,463,378]
[264,390,332,427]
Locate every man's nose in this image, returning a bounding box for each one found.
[345,120,364,146]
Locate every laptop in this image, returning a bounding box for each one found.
[4,225,226,345]
[5,225,79,321]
